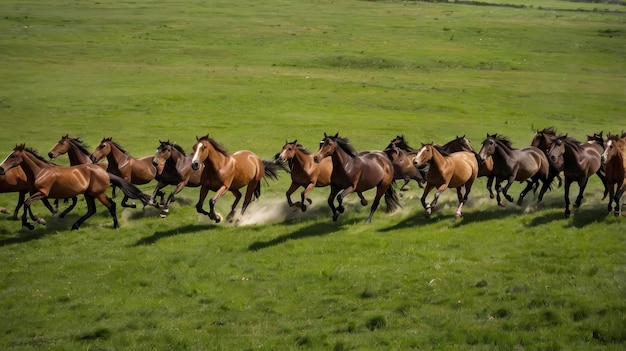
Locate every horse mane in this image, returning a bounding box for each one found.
[432,144,450,156]
[538,127,558,136]
[102,137,130,155]
[161,141,186,155]
[198,135,229,155]
[333,135,358,157]
[485,134,514,149]
[390,135,419,153]
[68,137,92,155]
[295,143,311,155]
[557,135,583,152]
[18,145,56,165]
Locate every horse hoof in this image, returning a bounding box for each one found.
[489,194,495,199]
[516,199,523,206]
[36,218,46,225]
[71,225,79,230]
[23,223,34,231]
[306,198,313,204]
[337,206,345,213]
[215,215,222,223]
[301,204,307,212]
[360,199,368,206]
[455,212,462,219]
[0,207,7,214]
[332,214,339,221]
[498,202,506,208]
[505,196,514,203]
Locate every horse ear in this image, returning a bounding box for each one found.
[196,135,199,141]
[334,132,339,138]
[599,131,603,137]
[324,132,327,137]
[294,139,298,144]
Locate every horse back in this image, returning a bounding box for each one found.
[44,164,109,198]
[446,151,478,187]
[230,150,264,188]
[354,152,394,190]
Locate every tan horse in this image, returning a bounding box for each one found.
[412,143,478,218]
[90,137,160,208]
[276,140,332,212]
[150,140,203,217]
[313,133,400,224]
[601,134,626,216]
[0,145,149,230]
[191,135,280,223]
[0,166,57,220]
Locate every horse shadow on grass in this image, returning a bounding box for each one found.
[248,221,341,251]
[133,223,217,246]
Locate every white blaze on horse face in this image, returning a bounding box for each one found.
[602,140,613,163]
[413,147,427,166]
[191,142,203,165]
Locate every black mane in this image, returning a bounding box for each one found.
[197,135,229,155]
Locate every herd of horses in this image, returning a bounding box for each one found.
[0,128,624,231]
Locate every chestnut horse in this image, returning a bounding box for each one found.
[276,140,332,212]
[89,137,161,208]
[547,135,602,217]
[0,167,57,220]
[0,145,150,230]
[313,133,400,223]
[412,143,478,218]
[478,134,551,207]
[601,134,626,216]
[150,140,203,217]
[191,135,281,224]
[384,135,424,193]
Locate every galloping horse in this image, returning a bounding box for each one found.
[276,140,332,212]
[48,135,109,217]
[313,133,400,223]
[478,134,551,207]
[547,135,602,217]
[150,140,203,217]
[0,145,150,230]
[601,134,626,216]
[191,135,280,223]
[412,143,478,218]
[383,136,424,194]
[89,137,162,208]
[0,167,57,220]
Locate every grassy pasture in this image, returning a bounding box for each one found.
[0,0,625,350]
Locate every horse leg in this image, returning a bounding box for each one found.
[300,183,316,212]
[501,177,515,203]
[420,183,434,217]
[486,175,495,199]
[399,177,410,195]
[563,177,573,217]
[285,182,300,209]
[71,195,97,230]
[208,187,229,223]
[573,178,589,211]
[615,184,626,216]
[517,180,536,206]
[12,191,26,220]
[195,185,214,219]
[159,182,186,218]
[327,186,340,221]
[149,181,168,208]
[42,197,57,217]
[58,197,78,219]
[336,186,355,214]
[97,194,118,228]
[364,185,386,224]
[121,194,137,209]
[228,189,243,222]
[537,178,551,203]
[357,192,368,206]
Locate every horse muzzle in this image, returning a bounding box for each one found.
[191,161,200,171]
[89,154,98,163]
[0,167,5,175]
[48,152,57,159]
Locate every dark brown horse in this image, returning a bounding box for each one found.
[0,145,149,230]
[384,136,424,194]
[89,137,161,208]
[478,134,551,207]
[313,133,400,223]
[412,143,478,218]
[601,134,626,216]
[150,140,203,217]
[276,140,332,212]
[191,135,280,224]
[548,135,602,217]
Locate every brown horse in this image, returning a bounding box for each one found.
[601,134,626,216]
[0,145,150,230]
[150,140,203,217]
[412,143,478,218]
[383,136,424,194]
[89,137,161,208]
[548,135,602,217]
[47,135,110,217]
[276,140,332,212]
[478,134,551,207]
[313,133,400,223]
[191,135,280,224]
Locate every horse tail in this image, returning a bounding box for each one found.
[107,173,150,206]
[384,181,402,213]
[262,160,282,181]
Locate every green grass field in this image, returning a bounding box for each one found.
[0,0,625,350]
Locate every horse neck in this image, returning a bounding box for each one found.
[493,141,514,161]
[68,142,92,165]
[330,144,356,173]
[561,142,582,166]
[202,145,229,170]
[292,148,313,169]
[427,147,448,171]
[106,144,130,166]
[19,152,49,180]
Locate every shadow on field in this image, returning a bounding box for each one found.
[133,223,217,245]
[0,230,47,246]
[567,207,611,228]
[248,222,340,251]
